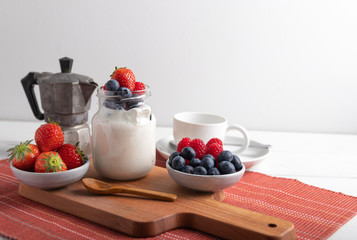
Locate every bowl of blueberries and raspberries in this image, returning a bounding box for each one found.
[166,137,245,192]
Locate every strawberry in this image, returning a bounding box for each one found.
[34,151,67,173]
[35,122,64,152]
[133,81,146,95]
[206,138,223,148]
[177,137,191,152]
[110,67,136,91]
[206,142,223,161]
[7,140,40,171]
[58,143,87,170]
[189,138,207,159]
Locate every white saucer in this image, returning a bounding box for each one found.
[156,136,270,169]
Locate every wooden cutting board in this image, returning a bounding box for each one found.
[18,164,296,240]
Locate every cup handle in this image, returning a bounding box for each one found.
[225,124,250,154]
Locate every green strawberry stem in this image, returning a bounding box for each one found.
[7,140,33,162]
[110,66,127,77]
[43,152,66,172]
[110,66,118,77]
[46,118,61,126]
[75,142,88,163]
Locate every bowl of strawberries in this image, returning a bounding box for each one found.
[8,122,90,189]
[166,137,245,192]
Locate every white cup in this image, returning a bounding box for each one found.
[173,112,250,154]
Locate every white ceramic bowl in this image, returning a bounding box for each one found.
[166,160,245,192]
[10,159,90,190]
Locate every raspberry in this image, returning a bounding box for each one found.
[189,138,207,159]
[206,142,223,160]
[206,138,223,148]
[177,137,191,152]
[133,81,146,95]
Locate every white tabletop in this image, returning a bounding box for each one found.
[0,120,356,239]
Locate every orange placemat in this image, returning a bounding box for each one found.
[1,154,357,240]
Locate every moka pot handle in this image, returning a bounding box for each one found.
[21,72,44,120]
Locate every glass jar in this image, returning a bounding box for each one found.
[91,85,156,180]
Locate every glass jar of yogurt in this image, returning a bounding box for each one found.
[91,85,156,180]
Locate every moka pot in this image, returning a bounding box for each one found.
[21,57,98,156]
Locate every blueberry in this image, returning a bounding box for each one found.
[105,79,120,91]
[192,166,207,175]
[202,154,215,162]
[103,100,124,110]
[217,150,233,163]
[169,151,180,165]
[180,147,196,160]
[181,165,194,174]
[231,155,243,171]
[189,158,201,168]
[200,155,215,170]
[217,161,236,174]
[126,98,144,109]
[171,156,185,171]
[105,90,119,96]
[207,167,220,175]
[118,87,132,98]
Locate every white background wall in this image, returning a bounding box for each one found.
[1,0,356,134]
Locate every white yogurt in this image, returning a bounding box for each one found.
[92,105,156,180]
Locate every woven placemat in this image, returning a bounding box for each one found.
[1,154,356,240]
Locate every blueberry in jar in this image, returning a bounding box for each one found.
[180,147,196,160]
[207,167,220,175]
[168,151,180,165]
[231,155,243,171]
[118,87,132,98]
[200,155,215,170]
[217,161,236,174]
[126,98,144,109]
[192,166,207,175]
[105,79,120,91]
[217,150,233,163]
[189,158,201,168]
[103,100,124,110]
[171,156,185,171]
[105,90,119,96]
[181,165,194,174]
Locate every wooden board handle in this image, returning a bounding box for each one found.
[182,200,296,240]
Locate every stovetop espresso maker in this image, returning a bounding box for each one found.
[21,57,98,155]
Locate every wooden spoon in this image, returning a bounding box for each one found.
[82,178,177,202]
